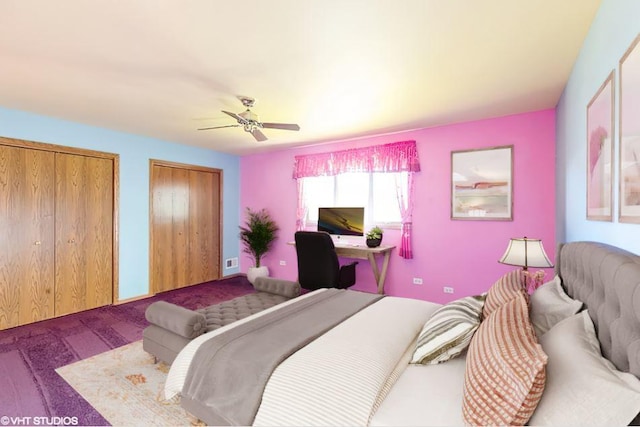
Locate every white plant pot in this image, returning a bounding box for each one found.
[247,266,269,284]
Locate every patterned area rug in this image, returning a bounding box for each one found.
[56,341,194,426]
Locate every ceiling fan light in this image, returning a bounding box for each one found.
[239,109,257,121]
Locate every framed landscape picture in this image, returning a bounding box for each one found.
[451,145,513,220]
[619,34,640,223]
[586,71,614,221]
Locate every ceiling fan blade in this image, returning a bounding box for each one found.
[197,124,240,131]
[222,110,247,124]
[251,128,268,142]
[261,122,300,131]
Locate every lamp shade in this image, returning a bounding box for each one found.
[498,237,553,269]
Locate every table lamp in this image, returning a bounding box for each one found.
[498,237,553,271]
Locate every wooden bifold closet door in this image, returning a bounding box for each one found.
[0,138,117,330]
[150,160,221,293]
[0,145,55,328]
[55,153,113,316]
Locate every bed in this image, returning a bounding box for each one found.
[165,241,640,426]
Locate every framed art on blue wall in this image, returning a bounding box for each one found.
[586,71,614,222]
[451,145,513,221]
[619,33,640,224]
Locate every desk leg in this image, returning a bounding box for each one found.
[377,251,391,294]
[367,252,390,295]
[367,253,381,292]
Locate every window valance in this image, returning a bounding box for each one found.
[293,140,420,179]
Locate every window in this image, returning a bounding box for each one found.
[293,140,419,258]
[302,172,405,227]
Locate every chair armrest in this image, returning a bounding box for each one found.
[253,276,301,298]
[338,261,358,288]
[145,301,206,339]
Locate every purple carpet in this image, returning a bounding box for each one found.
[0,276,254,426]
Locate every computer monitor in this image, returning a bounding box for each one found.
[317,207,364,236]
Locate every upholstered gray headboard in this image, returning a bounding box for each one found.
[556,241,640,378]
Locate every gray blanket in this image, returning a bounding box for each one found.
[180,289,383,426]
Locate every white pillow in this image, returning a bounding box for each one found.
[529,275,582,336]
[410,294,485,365]
[529,310,640,426]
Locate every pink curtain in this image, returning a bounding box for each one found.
[395,172,415,259]
[293,140,420,178]
[292,140,420,259]
[295,178,307,231]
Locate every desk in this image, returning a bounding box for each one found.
[289,241,395,294]
[334,244,395,294]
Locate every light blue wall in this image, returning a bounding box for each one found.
[556,0,640,254]
[0,107,241,300]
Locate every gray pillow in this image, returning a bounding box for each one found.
[529,275,582,336]
[529,310,640,426]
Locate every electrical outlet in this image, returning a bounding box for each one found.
[443,286,454,294]
[412,277,423,285]
[279,260,286,266]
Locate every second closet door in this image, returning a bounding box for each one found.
[188,169,220,285]
[150,162,221,294]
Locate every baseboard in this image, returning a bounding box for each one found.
[114,293,153,305]
[221,273,247,279]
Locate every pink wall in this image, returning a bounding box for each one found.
[240,109,556,303]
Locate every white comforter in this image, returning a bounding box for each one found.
[165,290,441,425]
[254,295,439,426]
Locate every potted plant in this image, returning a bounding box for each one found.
[365,226,383,247]
[239,207,279,284]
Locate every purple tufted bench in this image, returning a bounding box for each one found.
[142,276,301,364]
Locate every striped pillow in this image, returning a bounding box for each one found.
[410,294,485,365]
[463,292,548,426]
[483,269,528,319]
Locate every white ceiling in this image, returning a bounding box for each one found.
[0,0,601,156]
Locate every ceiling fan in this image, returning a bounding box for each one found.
[198,96,300,142]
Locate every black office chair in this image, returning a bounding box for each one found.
[294,231,358,291]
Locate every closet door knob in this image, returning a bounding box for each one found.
[68,239,75,244]
[34,241,42,245]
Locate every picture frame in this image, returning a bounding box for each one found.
[586,71,614,221]
[619,34,640,223]
[451,145,513,220]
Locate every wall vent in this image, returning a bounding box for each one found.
[225,257,239,269]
